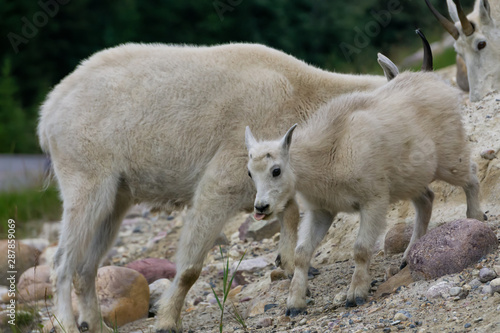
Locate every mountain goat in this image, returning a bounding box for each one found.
[37,42,391,333]
[245,33,485,314]
[425,0,500,101]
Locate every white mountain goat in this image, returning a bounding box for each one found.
[425,0,500,101]
[37,43,393,333]
[245,32,485,314]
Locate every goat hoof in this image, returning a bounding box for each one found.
[400,260,407,270]
[286,308,307,317]
[79,322,89,332]
[49,329,56,333]
[346,297,365,307]
[307,266,320,279]
[275,254,282,267]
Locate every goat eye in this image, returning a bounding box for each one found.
[248,170,252,179]
[272,168,281,177]
[478,41,487,50]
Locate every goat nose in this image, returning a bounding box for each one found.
[255,204,269,213]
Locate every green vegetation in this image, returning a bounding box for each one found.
[1,0,474,153]
[211,246,247,332]
[0,184,61,237]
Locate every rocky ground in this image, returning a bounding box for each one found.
[1,67,499,333]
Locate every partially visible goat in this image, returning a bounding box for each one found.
[245,32,485,314]
[425,0,500,101]
[38,42,392,333]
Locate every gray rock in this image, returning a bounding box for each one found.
[479,267,497,282]
[490,278,500,294]
[246,218,281,241]
[407,219,498,280]
[469,278,482,289]
[427,281,452,299]
[449,287,463,297]
[149,278,172,313]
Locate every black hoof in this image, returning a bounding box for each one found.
[286,308,307,317]
[275,254,282,267]
[308,266,320,279]
[79,322,89,332]
[346,297,365,307]
[50,329,56,333]
[400,260,407,270]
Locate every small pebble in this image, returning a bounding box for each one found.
[490,278,500,293]
[469,278,482,289]
[480,149,497,160]
[299,318,307,325]
[464,323,471,328]
[394,312,408,321]
[449,287,462,297]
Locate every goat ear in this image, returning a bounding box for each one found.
[245,126,257,151]
[479,0,491,25]
[281,124,297,153]
[447,0,460,23]
[377,53,399,81]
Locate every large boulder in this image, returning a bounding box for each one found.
[126,258,176,284]
[407,219,498,280]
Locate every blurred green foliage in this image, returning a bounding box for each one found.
[1,0,473,153]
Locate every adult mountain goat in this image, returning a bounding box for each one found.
[245,33,485,315]
[426,0,500,101]
[38,43,391,333]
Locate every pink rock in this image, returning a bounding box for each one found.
[126,258,176,284]
[408,219,498,280]
[17,265,52,302]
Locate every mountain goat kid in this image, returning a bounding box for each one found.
[37,43,392,333]
[245,45,485,314]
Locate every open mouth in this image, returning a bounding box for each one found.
[253,212,270,221]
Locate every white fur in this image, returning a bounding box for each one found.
[444,0,500,101]
[38,42,388,332]
[246,70,484,314]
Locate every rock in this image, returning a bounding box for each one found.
[494,265,500,276]
[244,218,280,241]
[426,281,452,299]
[95,266,149,327]
[490,278,500,294]
[375,266,414,298]
[270,269,287,282]
[0,240,41,282]
[480,149,497,160]
[479,267,497,282]
[394,312,409,321]
[333,292,347,305]
[449,287,462,297]
[39,245,58,266]
[232,257,272,273]
[126,258,176,284]
[20,238,50,252]
[17,265,52,302]
[469,278,482,289]
[384,223,413,255]
[244,298,266,318]
[256,317,273,328]
[407,219,498,280]
[149,278,172,313]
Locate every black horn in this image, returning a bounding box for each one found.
[452,0,474,36]
[416,29,433,72]
[424,0,459,40]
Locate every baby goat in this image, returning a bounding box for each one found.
[245,32,485,313]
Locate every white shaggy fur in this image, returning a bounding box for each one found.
[245,70,485,315]
[38,42,388,332]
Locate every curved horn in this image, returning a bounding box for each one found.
[424,0,459,40]
[416,29,433,72]
[452,0,474,36]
